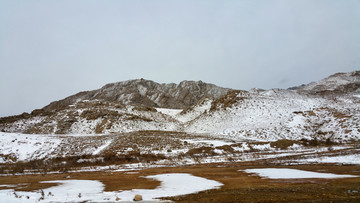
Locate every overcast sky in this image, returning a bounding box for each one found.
[0,0,359,117]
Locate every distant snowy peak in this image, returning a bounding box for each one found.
[43,79,230,112]
[298,71,360,95]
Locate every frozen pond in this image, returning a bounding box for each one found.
[242,168,358,179]
[0,173,223,202]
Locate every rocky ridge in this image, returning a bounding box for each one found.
[42,79,230,112]
[295,71,360,95]
[0,71,359,142]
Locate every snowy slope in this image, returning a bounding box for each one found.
[0,132,117,163]
[0,71,359,142]
[0,133,61,163]
[1,89,359,142]
[185,89,360,141]
[298,71,360,94]
[0,100,181,134]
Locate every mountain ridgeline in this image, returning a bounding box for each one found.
[0,71,359,142]
[292,71,360,95]
[43,79,230,112]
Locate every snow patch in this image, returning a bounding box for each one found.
[182,139,233,147]
[0,133,61,162]
[0,173,223,202]
[117,173,223,201]
[155,108,182,117]
[242,168,358,179]
[300,154,360,165]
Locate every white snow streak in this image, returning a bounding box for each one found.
[242,168,358,179]
[92,140,112,155]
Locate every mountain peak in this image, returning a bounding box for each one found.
[1,71,359,137]
[42,79,230,112]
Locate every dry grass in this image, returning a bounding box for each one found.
[95,119,108,134]
[1,163,359,202]
[186,146,217,157]
[159,164,360,202]
[80,109,120,120]
[0,151,168,175]
[210,90,247,111]
[0,171,160,192]
[300,137,338,147]
[270,139,298,150]
[0,131,351,176]
[133,105,157,112]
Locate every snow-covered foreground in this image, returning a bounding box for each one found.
[242,168,358,179]
[0,173,223,202]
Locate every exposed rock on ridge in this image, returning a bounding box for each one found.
[43,79,230,112]
[297,71,360,95]
[0,71,358,140]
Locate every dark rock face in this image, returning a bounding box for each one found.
[43,79,230,112]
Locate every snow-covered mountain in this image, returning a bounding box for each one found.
[296,71,360,95]
[43,79,230,111]
[185,89,359,142]
[0,79,229,134]
[0,71,359,142]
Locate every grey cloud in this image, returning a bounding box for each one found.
[0,0,359,116]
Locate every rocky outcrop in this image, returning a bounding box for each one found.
[297,71,360,96]
[43,79,230,112]
[0,79,230,134]
[1,71,359,137]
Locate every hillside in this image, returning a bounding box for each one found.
[296,70,360,95]
[42,79,230,112]
[0,71,359,142]
[0,79,229,134]
[185,89,359,142]
[0,71,359,202]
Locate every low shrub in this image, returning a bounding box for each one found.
[0,150,168,175]
[215,145,234,153]
[186,147,217,157]
[270,139,298,150]
[300,137,338,147]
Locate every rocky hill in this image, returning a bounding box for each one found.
[0,79,229,134]
[296,71,360,96]
[185,88,359,142]
[0,71,359,142]
[42,79,230,112]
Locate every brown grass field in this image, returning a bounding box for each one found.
[1,161,359,202]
